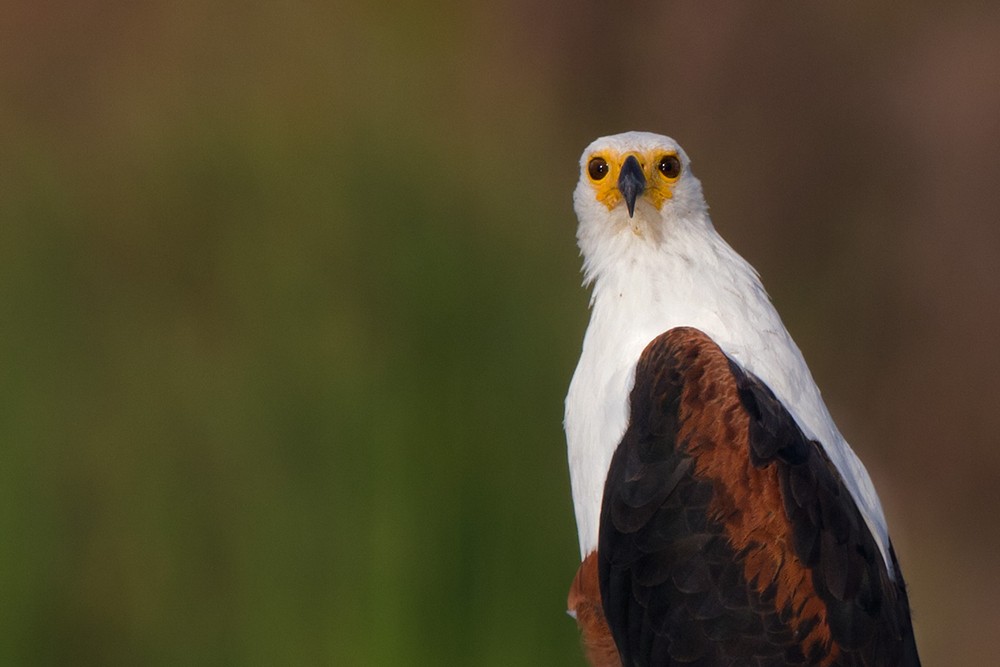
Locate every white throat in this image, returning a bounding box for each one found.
[564,207,892,574]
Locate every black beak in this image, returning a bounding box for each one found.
[617,155,646,218]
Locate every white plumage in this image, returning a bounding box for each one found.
[564,131,892,574]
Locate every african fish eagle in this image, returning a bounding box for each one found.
[564,132,920,666]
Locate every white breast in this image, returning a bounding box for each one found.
[564,221,893,575]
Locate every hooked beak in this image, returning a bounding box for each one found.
[617,155,646,218]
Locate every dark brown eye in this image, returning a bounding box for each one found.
[588,157,609,181]
[657,155,681,179]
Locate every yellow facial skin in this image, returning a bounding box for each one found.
[585,150,681,212]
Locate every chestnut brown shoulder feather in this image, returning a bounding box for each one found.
[597,327,920,666]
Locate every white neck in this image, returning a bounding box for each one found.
[564,214,892,573]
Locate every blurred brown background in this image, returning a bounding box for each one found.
[1,1,998,664]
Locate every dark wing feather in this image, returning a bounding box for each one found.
[597,327,920,666]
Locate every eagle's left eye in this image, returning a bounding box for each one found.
[657,155,681,179]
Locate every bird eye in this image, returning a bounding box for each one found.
[657,155,681,179]
[588,157,609,181]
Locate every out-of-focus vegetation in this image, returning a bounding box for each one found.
[1,2,998,664]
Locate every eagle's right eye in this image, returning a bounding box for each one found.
[588,157,609,181]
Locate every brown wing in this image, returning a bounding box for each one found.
[596,327,919,666]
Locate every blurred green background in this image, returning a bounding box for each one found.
[2,1,998,664]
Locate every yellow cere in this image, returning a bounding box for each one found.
[587,150,680,212]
